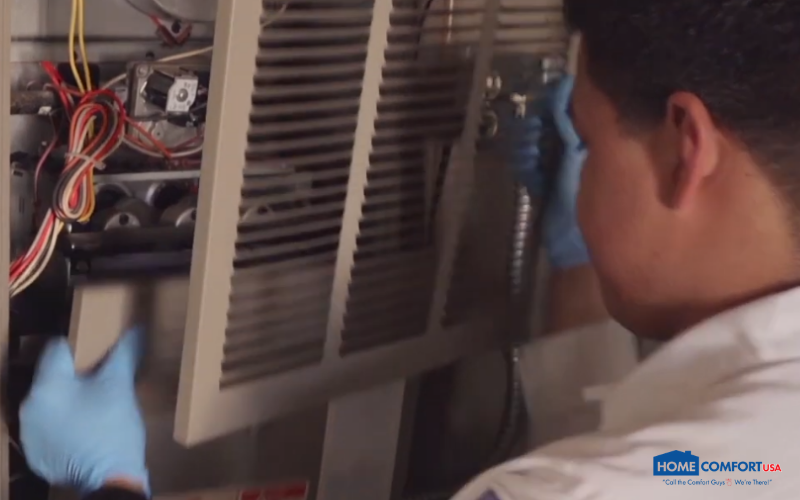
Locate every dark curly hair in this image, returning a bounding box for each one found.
[564,0,800,176]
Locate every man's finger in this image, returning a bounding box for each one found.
[95,326,145,383]
[552,76,582,149]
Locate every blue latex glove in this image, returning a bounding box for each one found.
[545,75,590,269]
[20,328,150,497]
[508,76,589,269]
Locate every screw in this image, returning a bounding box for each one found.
[136,64,151,78]
[541,57,563,84]
[510,93,528,118]
[485,72,502,100]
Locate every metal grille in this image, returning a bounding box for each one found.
[495,0,564,53]
[178,0,559,445]
[444,0,566,325]
[221,0,375,387]
[339,0,480,354]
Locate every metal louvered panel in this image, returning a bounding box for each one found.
[224,0,381,386]
[495,0,565,53]
[179,0,524,446]
[339,0,480,354]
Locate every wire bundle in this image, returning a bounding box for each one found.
[9,0,126,298]
[11,91,126,297]
[10,0,294,296]
[52,92,126,223]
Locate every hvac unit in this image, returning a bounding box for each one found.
[0,0,567,496]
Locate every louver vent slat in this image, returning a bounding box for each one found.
[221,0,376,384]
[177,0,564,445]
[339,0,486,354]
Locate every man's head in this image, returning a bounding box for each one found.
[564,0,800,338]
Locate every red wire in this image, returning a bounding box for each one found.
[12,77,130,289]
[10,214,54,282]
[41,62,73,115]
[34,134,59,202]
[125,117,174,159]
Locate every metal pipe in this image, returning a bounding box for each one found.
[510,186,532,294]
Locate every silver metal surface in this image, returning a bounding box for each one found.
[154,0,218,23]
[161,198,197,227]
[317,380,407,500]
[510,186,532,295]
[94,197,157,229]
[125,0,217,23]
[164,75,199,113]
[129,61,207,150]
[95,170,201,183]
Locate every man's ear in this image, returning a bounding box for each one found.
[666,92,720,211]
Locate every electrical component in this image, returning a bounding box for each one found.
[142,71,199,114]
[160,197,197,227]
[92,198,157,231]
[126,61,208,155]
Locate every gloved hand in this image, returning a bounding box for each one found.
[20,328,150,497]
[508,75,589,269]
[545,75,590,269]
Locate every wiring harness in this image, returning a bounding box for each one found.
[10,0,292,297]
[11,90,127,297]
[10,0,190,297]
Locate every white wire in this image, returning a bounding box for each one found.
[121,135,204,158]
[101,46,214,90]
[12,220,63,296]
[101,2,290,90]
[10,213,63,297]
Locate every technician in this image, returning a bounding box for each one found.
[18,0,800,499]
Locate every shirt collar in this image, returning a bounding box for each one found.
[601,286,800,430]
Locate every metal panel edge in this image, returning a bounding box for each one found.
[176,314,507,444]
[427,0,503,330]
[323,0,393,359]
[174,0,263,445]
[0,0,9,492]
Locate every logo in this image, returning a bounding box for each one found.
[653,451,783,477]
[654,450,700,476]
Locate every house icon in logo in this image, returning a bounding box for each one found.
[653,450,700,476]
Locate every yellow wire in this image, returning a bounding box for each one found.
[68,0,85,93]
[75,0,96,219]
[77,0,92,91]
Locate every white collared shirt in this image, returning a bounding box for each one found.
[453,287,800,499]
